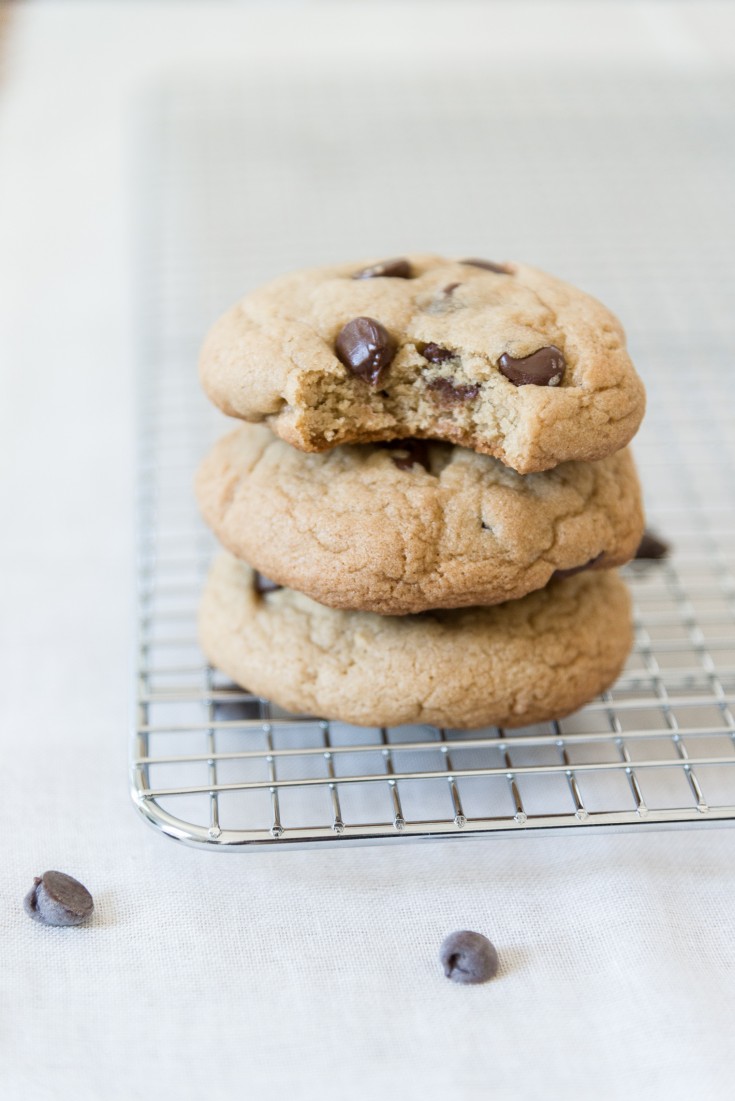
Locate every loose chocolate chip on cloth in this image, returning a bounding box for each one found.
[440,931,500,984]
[24,871,94,927]
[199,254,645,473]
[196,424,644,615]
[199,554,634,729]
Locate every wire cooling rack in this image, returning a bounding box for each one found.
[132,59,735,849]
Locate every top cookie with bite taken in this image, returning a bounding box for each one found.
[199,254,645,474]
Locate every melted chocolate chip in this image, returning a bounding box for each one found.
[421,342,455,363]
[635,531,670,561]
[335,316,397,386]
[498,345,565,387]
[254,571,282,595]
[352,258,413,280]
[443,282,461,296]
[384,438,431,472]
[460,258,511,274]
[552,552,604,580]
[427,377,480,403]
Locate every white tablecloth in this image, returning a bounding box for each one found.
[2,4,735,1099]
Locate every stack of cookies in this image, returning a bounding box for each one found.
[196,255,645,730]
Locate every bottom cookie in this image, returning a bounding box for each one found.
[200,553,633,729]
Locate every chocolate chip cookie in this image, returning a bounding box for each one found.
[199,255,645,474]
[200,554,633,729]
[196,424,644,615]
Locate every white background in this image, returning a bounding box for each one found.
[1,4,735,1099]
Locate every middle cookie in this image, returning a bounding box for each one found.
[196,423,644,616]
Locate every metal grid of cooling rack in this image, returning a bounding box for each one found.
[132,61,735,849]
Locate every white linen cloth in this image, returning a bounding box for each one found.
[2,4,735,1100]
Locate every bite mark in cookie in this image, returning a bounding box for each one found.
[199,254,646,473]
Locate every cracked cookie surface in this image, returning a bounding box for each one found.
[200,554,633,729]
[199,254,646,474]
[196,424,644,615]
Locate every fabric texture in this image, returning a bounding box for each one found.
[2,4,735,1101]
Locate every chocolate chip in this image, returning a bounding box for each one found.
[254,571,282,595]
[498,345,565,387]
[440,930,499,984]
[385,438,431,472]
[427,377,479,403]
[24,871,94,927]
[421,342,455,363]
[352,258,413,280]
[552,552,604,580]
[635,530,670,561]
[443,282,461,296]
[335,317,397,386]
[460,258,510,274]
